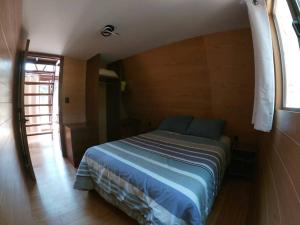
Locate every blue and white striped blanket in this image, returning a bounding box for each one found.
[74,130,230,225]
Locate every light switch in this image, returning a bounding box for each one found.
[65,97,70,103]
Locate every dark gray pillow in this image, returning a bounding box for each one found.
[159,116,193,134]
[187,118,225,140]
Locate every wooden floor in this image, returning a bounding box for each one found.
[27,135,253,225]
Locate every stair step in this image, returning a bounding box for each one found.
[24,104,53,107]
[24,93,53,96]
[26,123,52,127]
[25,82,54,85]
[25,114,52,117]
[27,131,53,136]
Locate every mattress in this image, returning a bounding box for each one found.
[74,130,230,225]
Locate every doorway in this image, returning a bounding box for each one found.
[23,52,64,171]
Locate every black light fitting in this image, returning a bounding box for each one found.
[100,25,119,37]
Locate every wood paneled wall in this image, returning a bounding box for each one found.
[257,3,300,224]
[0,0,34,224]
[258,111,300,225]
[62,57,86,124]
[204,30,258,146]
[86,54,103,126]
[122,28,259,146]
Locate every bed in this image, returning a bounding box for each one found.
[74,128,230,225]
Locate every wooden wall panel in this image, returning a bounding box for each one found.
[265,164,281,225]
[0,0,34,224]
[277,110,300,144]
[122,28,260,145]
[123,36,212,130]
[204,29,258,146]
[122,36,211,131]
[258,111,300,225]
[86,54,103,126]
[62,57,86,124]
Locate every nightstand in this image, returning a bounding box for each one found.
[64,123,99,167]
[227,145,257,180]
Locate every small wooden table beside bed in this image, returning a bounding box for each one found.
[74,116,230,225]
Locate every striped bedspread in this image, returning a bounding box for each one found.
[74,130,230,225]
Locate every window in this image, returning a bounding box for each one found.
[273,0,300,109]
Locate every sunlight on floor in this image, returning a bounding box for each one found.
[27,133,138,225]
[28,134,65,173]
[28,134,80,217]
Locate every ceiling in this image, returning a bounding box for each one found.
[23,0,249,62]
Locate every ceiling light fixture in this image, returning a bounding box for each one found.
[100,25,119,37]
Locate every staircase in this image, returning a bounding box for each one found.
[24,61,58,138]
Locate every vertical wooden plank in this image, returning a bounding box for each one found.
[204,29,258,147]
[0,0,34,224]
[86,54,102,125]
[62,57,86,124]
[258,111,300,225]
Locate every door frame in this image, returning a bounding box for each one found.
[16,50,66,177]
[26,51,66,156]
[58,57,66,156]
[16,39,36,180]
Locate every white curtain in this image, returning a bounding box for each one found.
[245,0,275,132]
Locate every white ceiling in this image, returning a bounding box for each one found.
[23,0,249,62]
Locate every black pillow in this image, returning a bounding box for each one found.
[187,118,225,140]
[159,116,193,134]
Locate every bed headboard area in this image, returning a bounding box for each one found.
[117,28,261,148]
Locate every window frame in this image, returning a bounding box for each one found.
[273,0,300,111]
[287,0,300,18]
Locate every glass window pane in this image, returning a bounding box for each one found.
[274,0,300,108]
